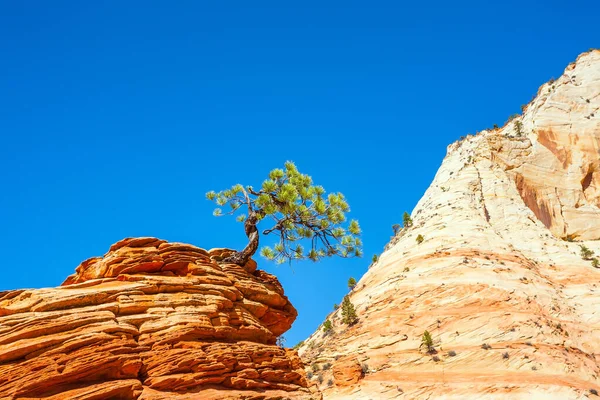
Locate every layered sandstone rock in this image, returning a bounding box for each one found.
[299,50,600,399]
[0,237,319,399]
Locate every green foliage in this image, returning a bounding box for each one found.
[580,244,594,260]
[593,258,600,268]
[372,254,378,263]
[322,319,333,333]
[207,161,362,263]
[347,277,357,290]
[514,120,524,137]
[341,295,358,325]
[421,330,434,353]
[416,234,424,244]
[402,212,413,228]
[333,303,339,310]
[293,340,304,350]
[311,363,320,372]
[392,224,401,235]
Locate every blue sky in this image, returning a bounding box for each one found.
[0,1,597,346]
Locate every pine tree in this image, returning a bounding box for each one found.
[403,212,413,228]
[206,161,362,265]
[580,244,594,260]
[421,330,434,353]
[416,234,424,244]
[341,295,358,325]
[347,277,357,290]
[322,319,333,333]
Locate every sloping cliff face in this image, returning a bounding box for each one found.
[0,237,319,399]
[299,50,600,399]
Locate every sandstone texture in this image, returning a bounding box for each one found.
[0,237,319,399]
[299,50,600,399]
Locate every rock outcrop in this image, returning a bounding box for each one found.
[0,237,319,399]
[299,50,600,399]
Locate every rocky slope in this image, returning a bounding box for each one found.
[0,237,319,399]
[299,49,600,399]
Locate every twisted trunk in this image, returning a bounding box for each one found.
[224,212,260,265]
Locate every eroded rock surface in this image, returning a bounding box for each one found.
[300,50,600,399]
[0,238,319,399]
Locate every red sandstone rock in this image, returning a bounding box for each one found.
[0,238,319,399]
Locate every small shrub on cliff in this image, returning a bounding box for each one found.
[514,120,524,137]
[322,319,333,333]
[293,340,304,349]
[207,161,362,265]
[347,277,357,290]
[421,330,435,353]
[333,303,339,310]
[341,295,358,325]
[593,258,600,268]
[580,244,595,260]
[311,363,320,372]
[306,371,313,379]
[327,378,334,387]
[392,224,401,235]
[372,254,378,263]
[322,362,332,370]
[403,212,413,228]
[416,234,424,244]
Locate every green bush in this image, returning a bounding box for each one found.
[322,319,333,333]
[580,244,594,260]
[416,234,424,244]
[514,120,524,137]
[421,330,434,353]
[347,277,357,290]
[403,212,413,228]
[293,340,304,350]
[341,295,358,325]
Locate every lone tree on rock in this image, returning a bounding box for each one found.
[207,161,362,265]
[347,277,357,290]
[403,212,413,228]
[341,295,358,325]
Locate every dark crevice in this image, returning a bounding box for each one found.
[582,166,594,192]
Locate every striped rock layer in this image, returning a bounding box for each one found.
[0,237,319,400]
[299,50,600,399]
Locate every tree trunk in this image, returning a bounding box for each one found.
[223,212,259,265]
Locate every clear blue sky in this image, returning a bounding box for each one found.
[0,1,597,346]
